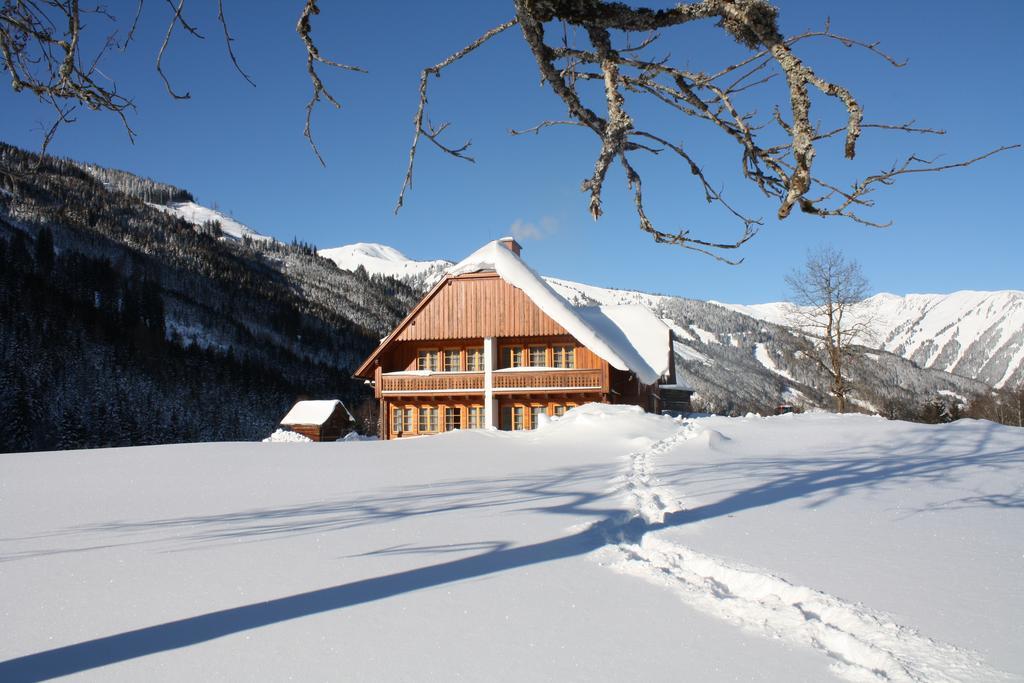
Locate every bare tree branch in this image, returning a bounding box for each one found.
[296,0,367,166]
[395,17,517,214]
[120,0,145,51]
[1,1,1017,260]
[156,0,195,100]
[509,120,582,136]
[217,0,254,87]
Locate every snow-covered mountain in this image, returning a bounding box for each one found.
[720,291,1024,389]
[322,241,1022,397]
[314,242,669,306]
[318,243,450,282]
[0,146,425,452]
[148,201,274,243]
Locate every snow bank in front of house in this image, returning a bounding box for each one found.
[262,429,314,443]
[340,431,377,442]
[447,241,665,384]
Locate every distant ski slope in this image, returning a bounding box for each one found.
[148,201,274,243]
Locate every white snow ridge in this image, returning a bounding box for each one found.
[596,420,1009,683]
[148,201,274,242]
[318,243,451,281]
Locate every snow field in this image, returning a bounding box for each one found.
[1,407,1020,681]
[595,412,1021,682]
[603,538,998,683]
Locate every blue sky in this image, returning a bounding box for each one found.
[3,1,1021,303]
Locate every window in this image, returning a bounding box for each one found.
[443,349,461,372]
[418,406,438,433]
[528,346,547,367]
[444,406,461,431]
[466,347,485,372]
[529,405,545,430]
[417,349,438,372]
[500,406,525,431]
[553,345,575,368]
[392,407,414,434]
[505,346,524,368]
[552,404,565,417]
[468,405,484,429]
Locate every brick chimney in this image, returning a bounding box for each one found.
[497,237,522,257]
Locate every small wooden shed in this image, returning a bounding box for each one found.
[659,384,694,416]
[280,399,354,442]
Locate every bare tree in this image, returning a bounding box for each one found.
[1,1,1018,259]
[785,246,874,413]
[967,384,1024,428]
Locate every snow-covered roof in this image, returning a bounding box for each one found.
[281,400,351,426]
[576,305,672,385]
[447,241,671,385]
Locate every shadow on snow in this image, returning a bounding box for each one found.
[1,419,1021,681]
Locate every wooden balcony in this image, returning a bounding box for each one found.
[378,368,605,396]
[493,368,603,392]
[378,368,602,395]
[380,372,484,395]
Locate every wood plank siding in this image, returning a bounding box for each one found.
[395,274,569,341]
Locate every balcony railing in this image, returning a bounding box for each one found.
[493,368,603,391]
[381,372,484,394]
[379,368,604,395]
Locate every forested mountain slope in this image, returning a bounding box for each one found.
[0,144,420,452]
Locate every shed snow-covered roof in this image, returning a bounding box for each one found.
[281,400,351,426]
[448,241,671,384]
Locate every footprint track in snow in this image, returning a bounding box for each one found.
[597,421,1008,683]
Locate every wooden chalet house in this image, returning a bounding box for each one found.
[354,238,680,439]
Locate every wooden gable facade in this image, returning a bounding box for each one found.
[354,239,675,439]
